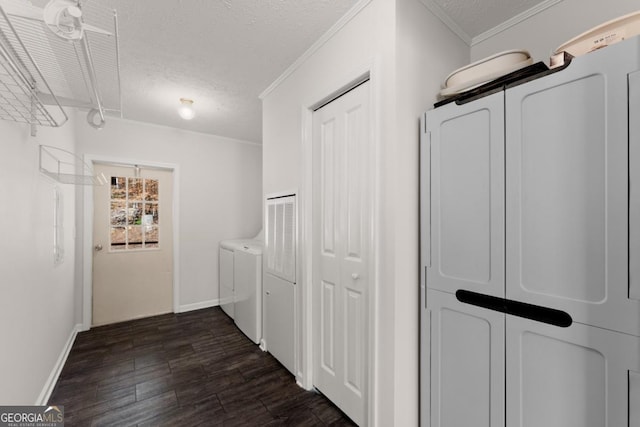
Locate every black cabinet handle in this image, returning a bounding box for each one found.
[455,289,572,328]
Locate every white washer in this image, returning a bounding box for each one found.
[233,241,263,344]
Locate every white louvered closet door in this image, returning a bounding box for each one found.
[266,195,296,283]
[312,81,370,426]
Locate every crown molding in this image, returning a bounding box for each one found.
[259,0,564,99]
[472,0,564,45]
[259,0,373,100]
[418,0,472,45]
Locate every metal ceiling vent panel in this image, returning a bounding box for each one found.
[0,0,121,134]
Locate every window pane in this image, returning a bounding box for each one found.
[108,176,160,252]
[145,179,159,202]
[111,177,126,200]
[145,226,159,248]
[110,227,126,250]
[128,178,143,201]
[144,203,159,225]
[110,201,126,226]
[128,202,143,225]
[128,226,142,247]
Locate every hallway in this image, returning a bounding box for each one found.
[49,307,355,426]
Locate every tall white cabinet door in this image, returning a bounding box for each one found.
[426,92,505,298]
[428,289,505,427]
[505,39,640,336]
[630,70,640,303]
[506,317,640,427]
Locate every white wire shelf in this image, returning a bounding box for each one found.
[0,0,121,132]
[40,144,106,185]
[0,3,66,128]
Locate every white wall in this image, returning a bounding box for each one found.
[471,0,640,63]
[0,108,261,402]
[0,117,78,404]
[262,0,468,424]
[395,0,469,424]
[75,115,262,310]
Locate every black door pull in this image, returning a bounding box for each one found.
[455,289,572,328]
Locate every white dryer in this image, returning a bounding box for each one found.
[233,241,263,344]
[218,230,263,344]
[219,238,256,319]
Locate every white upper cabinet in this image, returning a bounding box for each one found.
[426,36,640,336]
[506,38,640,336]
[425,91,505,299]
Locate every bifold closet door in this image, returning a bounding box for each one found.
[312,81,371,426]
[505,40,640,336]
[506,316,640,426]
[427,289,505,427]
[425,91,505,299]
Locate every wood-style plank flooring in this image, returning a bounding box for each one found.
[49,307,356,426]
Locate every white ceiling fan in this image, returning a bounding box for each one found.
[1,0,111,40]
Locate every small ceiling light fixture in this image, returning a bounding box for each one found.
[178,98,195,120]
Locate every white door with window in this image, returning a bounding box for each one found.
[312,81,370,426]
[92,163,174,326]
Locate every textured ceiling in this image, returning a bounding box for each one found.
[29,0,551,142]
[428,0,549,39]
[53,0,357,143]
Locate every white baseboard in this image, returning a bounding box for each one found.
[178,299,219,313]
[36,323,82,405]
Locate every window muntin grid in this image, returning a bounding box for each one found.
[109,176,159,250]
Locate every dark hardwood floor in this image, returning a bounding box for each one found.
[49,307,356,426]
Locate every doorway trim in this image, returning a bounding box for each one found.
[82,155,181,331]
[299,57,381,426]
